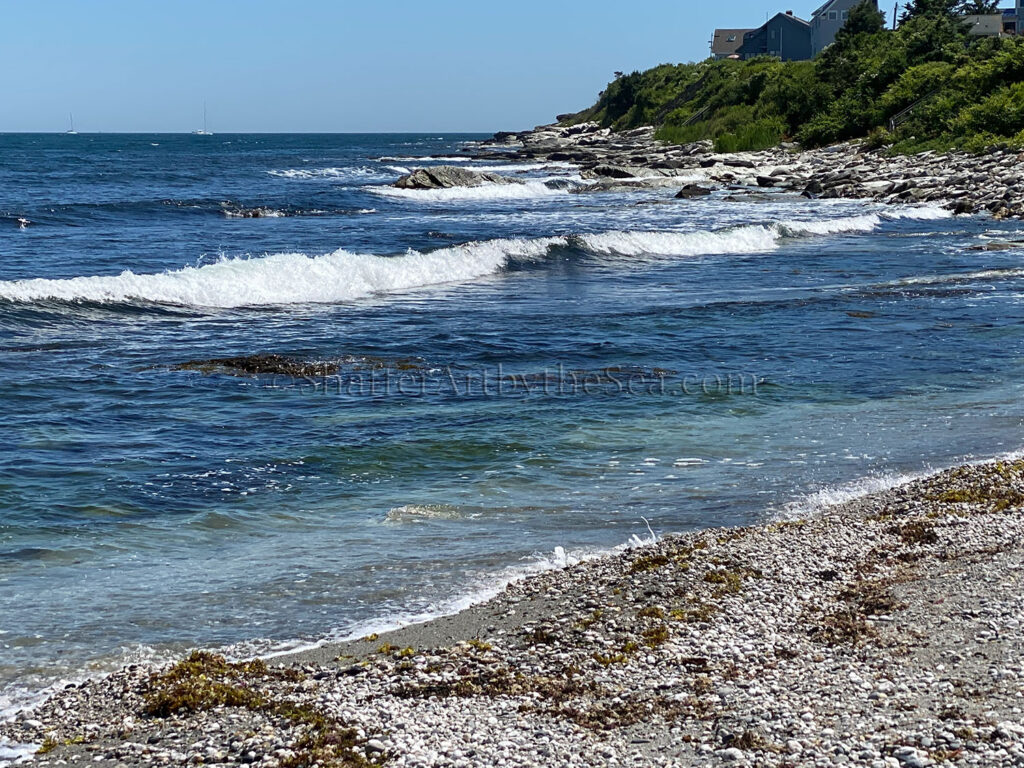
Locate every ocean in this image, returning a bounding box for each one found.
[1,132,1023,713]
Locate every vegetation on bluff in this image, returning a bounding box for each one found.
[562,0,1024,153]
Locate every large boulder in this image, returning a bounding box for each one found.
[581,164,680,180]
[394,166,520,190]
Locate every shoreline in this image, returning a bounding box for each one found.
[460,122,1024,221]
[5,457,1024,767]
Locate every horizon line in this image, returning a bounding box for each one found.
[0,129,505,135]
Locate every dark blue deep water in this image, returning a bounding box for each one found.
[1,133,1023,709]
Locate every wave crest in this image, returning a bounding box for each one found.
[369,180,567,202]
[0,210,944,309]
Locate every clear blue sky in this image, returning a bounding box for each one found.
[1,1,849,133]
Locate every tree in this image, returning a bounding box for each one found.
[900,0,958,21]
[841,0,887,38]
[957,0,1000,12]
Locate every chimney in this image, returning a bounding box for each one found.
[786,9,794,14]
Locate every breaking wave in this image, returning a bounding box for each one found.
[0,238,562,309]
[369,180,567,202]
[267,166,388,181]
[891,267,1024,286]
[0,210,950,309]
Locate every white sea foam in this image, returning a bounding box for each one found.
[268,166,384,180]
[377,155,474,163]
[578,213,889,259]
[778,214,882,236]
[369,180,566,202]
[894,267,1024,286]
[0,740,38,767]
[0,211,955,308]
[0,238,562,308]
[773,472,924,522]
[882,204,954,220]
[773,445,1024,523]
[578,225,779,258]
[385,504,465,522]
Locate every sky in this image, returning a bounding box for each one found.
[1,1,853,133]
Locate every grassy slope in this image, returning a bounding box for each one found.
[562,13,1024,154]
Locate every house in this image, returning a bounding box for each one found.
[712,1,882,63]
[711,28,754,59]
[963,13,1008,36]
[1003,7,1018,35]
[735,11,813,61]
[810,0,880,55]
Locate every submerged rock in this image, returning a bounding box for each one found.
[675,184,712,199]
[173,353,430,378]
[393,166,520,190]
[174,354,340,377]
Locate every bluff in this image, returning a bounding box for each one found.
[557,2,1024,154]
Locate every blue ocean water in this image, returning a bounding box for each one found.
[1,133,1023,708]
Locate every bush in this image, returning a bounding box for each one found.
[714,118,786,152]
[565,14,1024,155]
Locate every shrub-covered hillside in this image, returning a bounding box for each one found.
[561,0,1024,153]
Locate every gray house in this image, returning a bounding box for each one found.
[810,0,880,56]
[711,28,754,59]
[713,1,882,62]
[735,11,813,61]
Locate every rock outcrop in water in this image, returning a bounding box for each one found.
[173,354,341,377]
[172,353,431,377]
[393,165,521,190]
[470,121,1024,218]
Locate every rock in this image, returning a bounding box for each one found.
[967,242,1015,251]
[719,747,745,761]
[173,354,341,377]
[394,166,519,190]
[581,164,674,179]
[801,178,824,198]
[756,175,779,188]
[675,184,712,198]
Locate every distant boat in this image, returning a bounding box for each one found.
[65,113,77,135]
[192,103,213,135]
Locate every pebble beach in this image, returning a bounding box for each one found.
[5,457,1024,768]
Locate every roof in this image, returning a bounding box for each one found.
[712,28,755,55]
[812,0,838,17]
[769,11,810,25]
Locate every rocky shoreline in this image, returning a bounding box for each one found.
[459,122,1024,219]
[5,458,1024,767]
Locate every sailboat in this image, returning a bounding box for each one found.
[65,113,78,135]
[192,103,213,135]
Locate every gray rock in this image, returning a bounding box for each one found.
[394,166,520,190]
[675,184,712,198]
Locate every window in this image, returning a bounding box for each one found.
[726,35,736,42]
[841,10,849,19]
[829,10,838,19]
[770,29,777,39]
